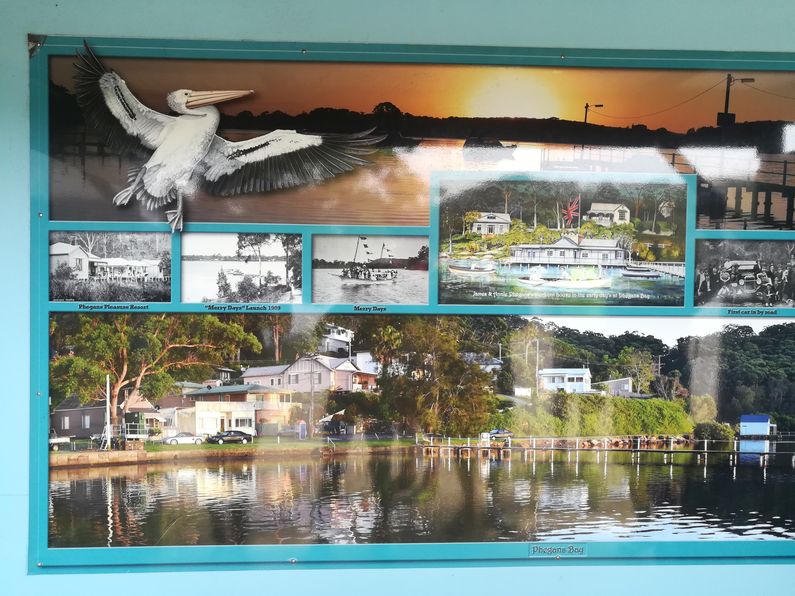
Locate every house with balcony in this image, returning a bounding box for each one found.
[508,236,628,267]
[584,202,631,227]
[185,383,299,436]
[471,212,511,235]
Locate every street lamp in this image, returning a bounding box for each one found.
[583,102,603,126]
[582,102,603,149]
[717,74,755,126]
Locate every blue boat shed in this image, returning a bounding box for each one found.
[739,414,777,437]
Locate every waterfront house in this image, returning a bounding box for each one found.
[585,202,631,227]
[49,242,90,279]
[471,212,511,235]
[538,368,593,393]
[51,395,111,439]
[508,236,628,267]
[186,383,299,436]
[739,414,777,438]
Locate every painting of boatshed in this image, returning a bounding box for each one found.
[509,236,628,267]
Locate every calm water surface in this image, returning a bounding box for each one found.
[49,452,795,547]
[182,259,300,303]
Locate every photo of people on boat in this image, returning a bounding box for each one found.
[438,177,687,306]
[694,239,795,307]
[181,233,302,303]
[312,235,429,304]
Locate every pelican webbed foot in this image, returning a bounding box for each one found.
[165,192,184,232]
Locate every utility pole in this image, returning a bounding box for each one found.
[582,102,603,149]
[717,73,755,126]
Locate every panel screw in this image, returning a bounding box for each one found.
[36,391,41,396]
[37,562,43,567]
[38,213,43,217]
[560,55,565,60]
[288,558,298,564]
[300,49,307,55]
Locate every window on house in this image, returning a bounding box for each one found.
[277,378,282,386]
[559,250,566,257]
[233,418,253,428]
[270,378,275,386]
[602,253,608,260]
[314,372,322,384]
[82,414,90,429]
[288,374,299,384]
[546,250,553,256]
[567,377,575,382]
[575,377,584,382]
[582,252,588,258]
[618,210,627,221]
[61,417,69,430]
[487,225,494,234]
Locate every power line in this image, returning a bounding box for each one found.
[589,77,727,121]
[741,82,795,102]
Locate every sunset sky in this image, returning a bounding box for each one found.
[50,56,795,133]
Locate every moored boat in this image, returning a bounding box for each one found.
[448,261,496,275]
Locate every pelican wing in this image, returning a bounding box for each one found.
[201,129,384,195]
[74,43,174,155]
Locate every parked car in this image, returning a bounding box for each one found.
[162,432,204,445]
[489,429,514,439]
[206,430,253,445]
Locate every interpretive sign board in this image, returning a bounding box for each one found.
[30,35,795,572]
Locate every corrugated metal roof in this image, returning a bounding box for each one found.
[740,414,771,423]
[475,212,511,224]
[242,365,290,377]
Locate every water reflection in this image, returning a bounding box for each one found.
[48,453,795,548]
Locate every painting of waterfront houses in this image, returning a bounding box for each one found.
[49,231,171,302]
[438,177,687,306]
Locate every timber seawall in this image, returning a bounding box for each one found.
[49,444,415,469]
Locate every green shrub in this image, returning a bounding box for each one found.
[694,421,735,441]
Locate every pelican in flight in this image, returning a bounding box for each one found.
[74,43,384,230]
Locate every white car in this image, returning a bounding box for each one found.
[162,432,204,445]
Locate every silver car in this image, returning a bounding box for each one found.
[162,432,204,445]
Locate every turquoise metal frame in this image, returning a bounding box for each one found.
[29,35,795,572]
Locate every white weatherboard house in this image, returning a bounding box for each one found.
[49,242,90,279]
[243,354,379,394]
[739,414,777,437]
[320,323,354,355]
[538,368,593,393]
[509,236,628,267]
[585,202,631,227]
[472,212,511,235]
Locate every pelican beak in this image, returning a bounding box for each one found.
[185,89,254,108]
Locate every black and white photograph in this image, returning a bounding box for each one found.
[695,239,795,306]
[49,231,171,302]
[181,233,302,303]
[312,235,429,304]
